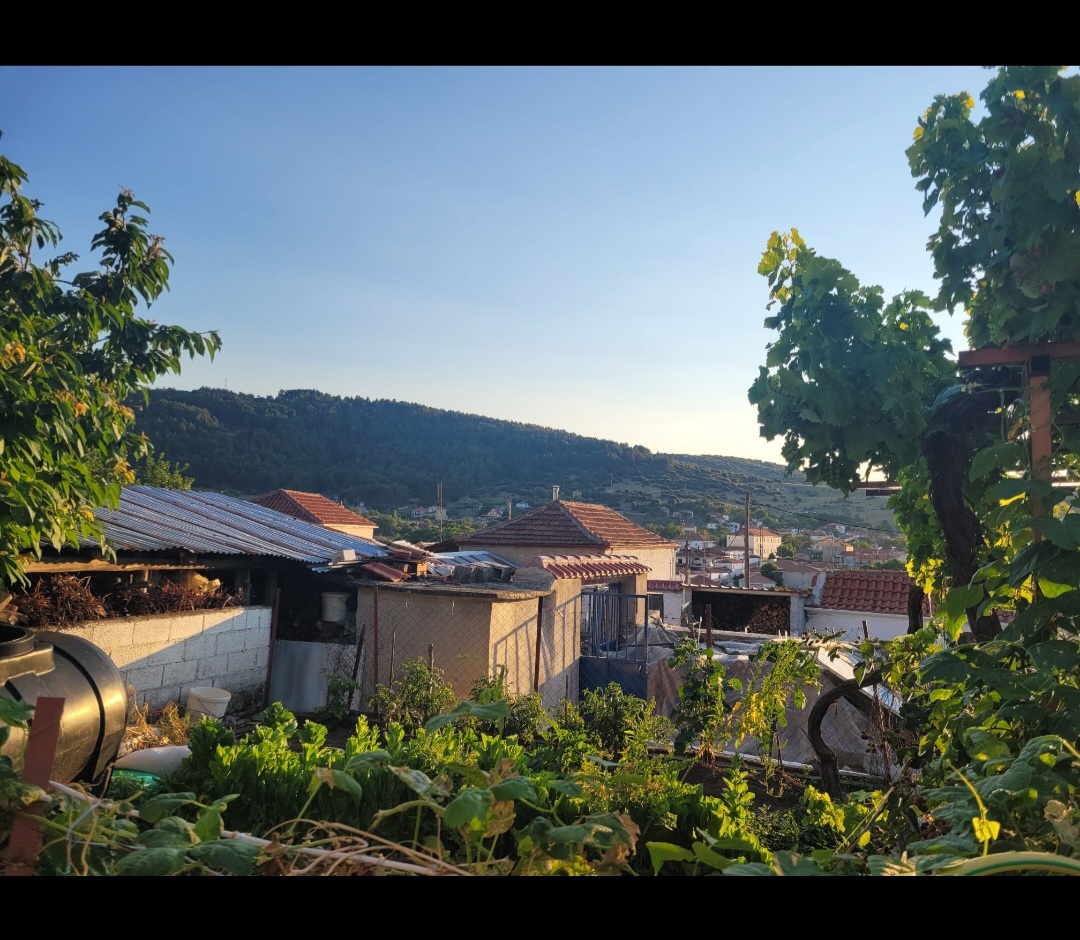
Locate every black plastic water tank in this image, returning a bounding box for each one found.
[0,625,128,785]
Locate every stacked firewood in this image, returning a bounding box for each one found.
[0,593,27,627]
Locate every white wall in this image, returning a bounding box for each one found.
[60,607,272,713]
[800,608,908,643]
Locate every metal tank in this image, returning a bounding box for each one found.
[0,625,128,786]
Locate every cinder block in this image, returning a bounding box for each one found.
[242,626,271,650]
[90,619,136,649]
[195,654,230,680]
[227,649,259,673]
[123,663,165,693]
[180,632,216,660]
[168,614,205,641]
[109,643,160,669]
[215,629,248,655]
[148,643,185,666]
[162,660,199,686]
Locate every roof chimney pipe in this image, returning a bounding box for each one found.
[552,485,560,501]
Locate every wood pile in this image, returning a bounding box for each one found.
[0,593,26,627]
[705,598,789,637]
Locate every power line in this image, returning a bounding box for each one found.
[749,498,903,536]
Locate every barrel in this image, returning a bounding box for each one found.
[0,625,128,786]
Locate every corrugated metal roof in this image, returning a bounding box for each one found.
[90,486,389,565]
[429,550,517,568]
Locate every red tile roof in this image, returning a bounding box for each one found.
[251,490,377,529]
[648,580,684,592]
[818,569,921,616]
[534,554,650,584]
[458,500,676,549]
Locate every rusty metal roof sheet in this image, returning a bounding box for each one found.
[357,561,409,582]
[90,486,389,564]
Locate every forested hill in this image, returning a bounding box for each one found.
[133,387,801,512]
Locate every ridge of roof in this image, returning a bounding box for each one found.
[251,489,377,528]
[458,500,676,549]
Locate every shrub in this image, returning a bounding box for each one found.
[370,658,456,737]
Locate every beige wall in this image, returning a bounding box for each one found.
[326,522,377,540]
[352,584,573,706]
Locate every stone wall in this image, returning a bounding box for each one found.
[58,606,272,713]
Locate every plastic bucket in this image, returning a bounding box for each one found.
[321,591,350,624]
[187,686,231,720]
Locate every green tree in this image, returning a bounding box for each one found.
[745,66,1080,869]
[0,137,220,584]
[135,452,194,490]
[749,66,1080,642]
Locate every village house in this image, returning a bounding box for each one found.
[800,568,928,642]
[250,488,379,540]
[726,526,782,559]
[450,496,678,583]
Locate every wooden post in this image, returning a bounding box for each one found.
[260,574,278,708]
[1026,355,1053,534]
[373,585,380,692]
[705,603,713,649]
[4,696,64,876]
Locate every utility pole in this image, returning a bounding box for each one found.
[744,492,751,588]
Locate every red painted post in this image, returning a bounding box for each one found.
[4,696,65,876]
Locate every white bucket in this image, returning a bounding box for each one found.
[321,591,351,624]
[187,686,231,720]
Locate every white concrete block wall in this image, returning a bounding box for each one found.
[57,606,272,715]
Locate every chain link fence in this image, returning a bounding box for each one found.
[350,584,582,714]
[323,584,890,776]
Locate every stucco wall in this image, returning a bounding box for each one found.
[801,608,909,643]
[60,607,272,713]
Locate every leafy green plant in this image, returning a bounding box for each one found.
[467,668,550,749]
[669,640,739,761]
[577,682,674,762]
[370,658,456,736]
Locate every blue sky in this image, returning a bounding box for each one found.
[3,65,1003,464]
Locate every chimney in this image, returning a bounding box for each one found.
[552,485,560,501]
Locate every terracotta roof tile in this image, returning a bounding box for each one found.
[535,554,650,584]
[251,490,377,529]
[458,500,676,549]
[818,569,922,616]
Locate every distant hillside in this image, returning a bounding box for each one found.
[133,387,899,533]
